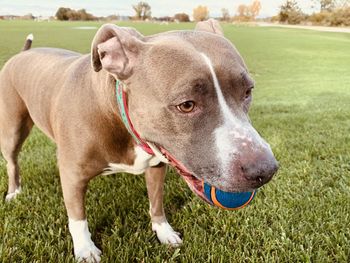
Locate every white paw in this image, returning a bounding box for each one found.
[152,222,183,246]
[68,218,101,263]
[5,187,21,202]
[75,244,101,263]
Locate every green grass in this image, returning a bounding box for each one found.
[0,20,349,262]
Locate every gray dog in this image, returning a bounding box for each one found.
[0,20,278,262]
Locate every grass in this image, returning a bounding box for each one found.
[0,20,349,262]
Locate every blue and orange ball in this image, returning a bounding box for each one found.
[203,182,256,210]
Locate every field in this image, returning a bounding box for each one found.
[0,20,349,262]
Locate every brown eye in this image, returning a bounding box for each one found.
[177,101,196,113]
[245,88,252,99]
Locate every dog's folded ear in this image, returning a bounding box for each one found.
[91,24,145,79]
[195,19,224,36]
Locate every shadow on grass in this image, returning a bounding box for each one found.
[87,169,191,248]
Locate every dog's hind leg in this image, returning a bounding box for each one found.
[0,81,33,201]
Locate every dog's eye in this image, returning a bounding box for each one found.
[245,87,253,99]
[243,87,253,113]
[177,101,196,113]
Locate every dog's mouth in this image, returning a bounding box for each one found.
[157,146,257,211]
[159,147,212,204]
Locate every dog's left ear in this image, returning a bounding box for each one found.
[91,24,146,79]
[195,19,224,36]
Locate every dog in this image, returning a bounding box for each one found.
[0,19,278,262]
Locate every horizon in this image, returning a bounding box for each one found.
[0,0,316,19]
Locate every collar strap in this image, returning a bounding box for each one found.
[116,80,155,155]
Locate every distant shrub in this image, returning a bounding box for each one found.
[278,0,306,24]
[104,15,119,21]
[22,13,35,20]
[280,10,306,24]
[55,7,96,21]
[308,7,350,26]
[154,16,173,22]
[231,15,251,22]
[174,13,190,22]
[270,15,280,22]
[329,7,350,26]
[309,11,332,25]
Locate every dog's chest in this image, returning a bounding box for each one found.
[102,146,161,175]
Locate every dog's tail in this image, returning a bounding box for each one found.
[22,33,34,51]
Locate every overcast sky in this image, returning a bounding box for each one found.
[0,0,316,18]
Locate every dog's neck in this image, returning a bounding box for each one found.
[91,68,121,120]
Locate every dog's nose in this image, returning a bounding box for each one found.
[241,158,278,186]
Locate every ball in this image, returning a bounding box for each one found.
[203,182,256,210]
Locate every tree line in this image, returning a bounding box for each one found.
[53,1,259,22]
[53,0,350,27]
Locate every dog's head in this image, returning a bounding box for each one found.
[91,20,278,192]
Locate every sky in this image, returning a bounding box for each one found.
[0,0,316,18]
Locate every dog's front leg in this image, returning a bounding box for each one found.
[145,165,182,246]
[59,165,101,263]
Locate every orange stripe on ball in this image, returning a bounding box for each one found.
[210,187,255,210]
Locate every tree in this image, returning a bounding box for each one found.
[56,7,71,20]
[249,0,261,19]
[235,1,261,21]
[193,5,209,21]
[55,7,96,21]
[132,2,151,20]
[221,8,230,21]
[77,9,95,21]
[174,13,190,22]
[311,0,350,11]
[279,0,305,24]
[237,4,249,17]
[312,0,336,11]
[311,0,336,11]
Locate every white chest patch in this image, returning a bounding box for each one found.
[102,146,161,175]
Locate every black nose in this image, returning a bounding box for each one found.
[242,159,278,185]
